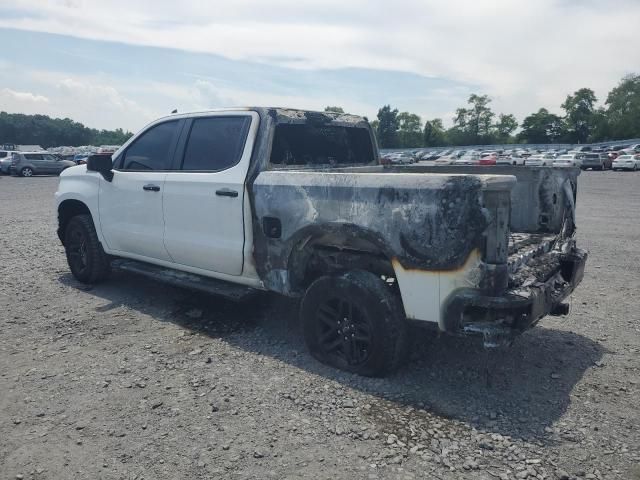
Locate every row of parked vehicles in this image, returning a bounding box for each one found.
[0,147,118,176]
[381,145,640,171]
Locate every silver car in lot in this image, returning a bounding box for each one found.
[553,154,584,168]
[9,152,76,177]
[524,153,555,167]
[0,150,17,174]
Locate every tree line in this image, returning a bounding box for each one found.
[0,112,134,148]
[327,73,640,148]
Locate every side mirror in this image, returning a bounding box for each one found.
[87,154,114,182]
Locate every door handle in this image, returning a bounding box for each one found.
[143,184,160,192]
[215,189,239,198]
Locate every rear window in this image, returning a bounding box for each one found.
[270,124,374,167]
[584,154,598,159]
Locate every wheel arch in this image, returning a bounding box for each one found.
[57,199,92,244]
[283,223,397,294]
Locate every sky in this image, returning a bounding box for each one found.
[1,0,639,133]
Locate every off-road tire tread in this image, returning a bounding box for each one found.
[65,214,110,283]
[301,270,409,377]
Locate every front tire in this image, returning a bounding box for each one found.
[64,214,110,283]
[300,270,409,377]
[20,167,34,177]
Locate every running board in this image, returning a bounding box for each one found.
[111,259,259,302]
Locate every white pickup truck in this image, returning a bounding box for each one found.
[55,108,587,376]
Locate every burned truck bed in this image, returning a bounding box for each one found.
[379,164,580,233]
[508,233,561,287]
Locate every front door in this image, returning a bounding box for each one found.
[162,112,258,275]
[98,119,182,262]
[43,153,61,173]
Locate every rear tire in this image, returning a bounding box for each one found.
[300,270,409,377]
[20,167,34,177]
[64,214,110,283]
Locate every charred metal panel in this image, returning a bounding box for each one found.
[252,171,515,294]
[374,165,580,234]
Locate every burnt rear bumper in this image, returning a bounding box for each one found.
[442,248,587,346]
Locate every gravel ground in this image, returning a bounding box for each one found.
[0,171,638,480]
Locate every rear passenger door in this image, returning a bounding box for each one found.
[24,154,45,173]
[98,119,183,262]
[162,112,258,276]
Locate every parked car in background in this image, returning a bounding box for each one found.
[448,149,466,159]
[73,153,92,165]
[479,152,498,165]
[576,146,592,152]
[9,152,76,177]
[524,154,554,167]
[497,155,525,166]
[626,144,640,153]
[0,150,18,174]
[581,153,611,170]
[554,154,583,168]
[612,154,640,171]
[454,153,482,165]
[390,153,415,165]
[434,155,457,165]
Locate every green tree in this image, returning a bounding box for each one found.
[588,107,611,142]
[604,74,640,140]
[376,105,400,148]
[518,108,565,144]
[397,112,422,148]
[423,118,447,146]
[324,106,345,113]
[453,94,495,144]
[494,113,518,143]
[561,88,598,143]
[0,112,133,148]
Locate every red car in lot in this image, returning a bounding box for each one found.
[479,152,497,165]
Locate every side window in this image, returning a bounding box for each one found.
[122,121,179,170]
[181,116,250,171]
[25,154,44,160]
[0,152,6,158]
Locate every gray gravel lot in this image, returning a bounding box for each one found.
[0,171,639,480]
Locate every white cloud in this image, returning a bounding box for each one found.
[0,67,157,130]
[0,87,49,104]
[1,0,639,124]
